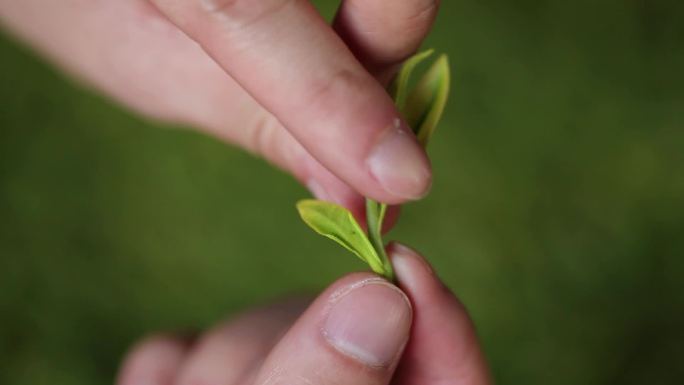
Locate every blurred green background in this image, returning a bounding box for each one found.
[1,1,683,384]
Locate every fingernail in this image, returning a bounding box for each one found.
[306,179,330,201]
[323,279,412,367]
[388,242,434,282]
[387,242,444,288]
[367,118,432,200]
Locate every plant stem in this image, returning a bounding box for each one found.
[365,199,395,282]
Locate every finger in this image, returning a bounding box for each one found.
[149,0,432,203]
[334,0,440,83]
[382,205,401,233]
[174,298,309,385]
[117,334,192,385]
[214,113,400,230]
[388,243,492,385]
[252,273,412,385]
[210,112,368,218]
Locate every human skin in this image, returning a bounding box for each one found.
[0,0,441,220]
[117,243,492,385]
[0,2,492,382]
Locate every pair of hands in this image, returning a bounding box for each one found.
[118,244,491,385]
[1,0,491,383]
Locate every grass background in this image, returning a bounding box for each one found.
[1,1,683,384]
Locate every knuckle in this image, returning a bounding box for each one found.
[304,68,366,116]
[247,115,280,158]
[199,0,295,27]
[244,115,308,180]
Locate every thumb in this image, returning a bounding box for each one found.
[148,0,431,203]
[252,273,412,385]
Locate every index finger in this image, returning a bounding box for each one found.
[389,243,493,385]
[149,0,432,203]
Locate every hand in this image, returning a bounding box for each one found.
[0,0,439,215]
[117,244,492,385]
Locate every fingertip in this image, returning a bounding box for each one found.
[386,242,493,385]
[305,177,365,216]
[322,277,412,367]
[388,242,470,328]
[388,242,443,294]
[252,273,411,385]
[306,179,332,202]
[173,299,309,385]
[297,90,432,205]
[365,118,433,203]
[304,176,367,227]
[334,0,440,77]
[117,334,191,385]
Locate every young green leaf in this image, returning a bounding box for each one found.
[390,49,434,111]
[365,200,394,281]
[295,50,450,283]
[404,54,451,147]
[363,50,451,282]
[296,199,386,275]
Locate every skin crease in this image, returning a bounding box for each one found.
[1,1,492,384]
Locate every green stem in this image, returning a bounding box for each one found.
[366,199,395,282]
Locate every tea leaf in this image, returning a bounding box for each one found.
[296,199,386,275]
[365,200,394,281]
[296,51,450,282]
[366,200,387,233]
[391,49,435,111]
[404,54,451,147]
